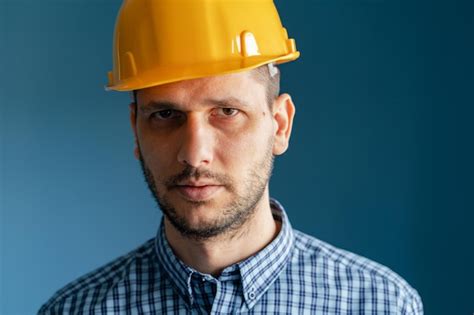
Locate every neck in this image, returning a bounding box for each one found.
[164,191,281,277]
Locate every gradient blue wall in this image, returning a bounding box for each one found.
[1,0,472,314]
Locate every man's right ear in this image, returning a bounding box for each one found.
[129,102,140,159]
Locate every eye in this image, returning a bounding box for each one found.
[214,108,239,117]
[151,109,180,120]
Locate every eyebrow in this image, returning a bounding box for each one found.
[140,97,252,114]
[203,97,252,110]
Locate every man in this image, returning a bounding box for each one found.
[38,1,423,314]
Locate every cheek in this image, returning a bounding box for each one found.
[216,124,271,167]
[139,135,178,174]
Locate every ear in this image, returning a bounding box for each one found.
[129,102,140,160]
[272,93,295,156]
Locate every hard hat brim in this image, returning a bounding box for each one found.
[105,52,300,92]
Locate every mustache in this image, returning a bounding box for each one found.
[164,165,232,188]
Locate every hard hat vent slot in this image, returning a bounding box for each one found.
[124,51,138,78]
[107,71,114,86]
[286,39,297,53]
[240,31,260,57]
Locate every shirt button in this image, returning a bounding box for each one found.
[247,287,256,300]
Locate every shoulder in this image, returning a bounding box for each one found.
[37,238,159,314]
[289,229,423,314]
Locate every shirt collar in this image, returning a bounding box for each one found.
[237,198,295,308]
[154,218,195,306]
[154,198,295,309]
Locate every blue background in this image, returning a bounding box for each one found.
[1,0,473,314]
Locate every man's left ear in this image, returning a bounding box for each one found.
[272,93,295,155]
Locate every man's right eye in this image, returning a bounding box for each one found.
[151,109,178,120]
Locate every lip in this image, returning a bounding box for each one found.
[174,185,223,201]
[177,180,219,186]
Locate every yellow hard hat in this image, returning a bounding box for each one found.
[106,0,300,92]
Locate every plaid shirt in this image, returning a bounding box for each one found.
[38,199,423,314]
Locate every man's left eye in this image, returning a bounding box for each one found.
[215,108,239,117]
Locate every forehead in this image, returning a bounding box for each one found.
[137,70,266,110]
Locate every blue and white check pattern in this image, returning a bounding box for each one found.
[38,199,423,314]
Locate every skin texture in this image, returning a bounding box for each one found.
[130,69,295,276]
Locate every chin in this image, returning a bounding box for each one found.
[167,197,220,219]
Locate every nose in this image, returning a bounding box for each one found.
[177,114,214,168]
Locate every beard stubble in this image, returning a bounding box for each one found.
[137,141,274,242]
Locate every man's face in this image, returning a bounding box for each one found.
[131,70,284,240]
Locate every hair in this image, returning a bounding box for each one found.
[251,63,281,109]
[132,64,280,109]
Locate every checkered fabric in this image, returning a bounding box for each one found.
[38,199,423,314]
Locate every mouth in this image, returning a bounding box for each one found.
[173,184,224,201]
